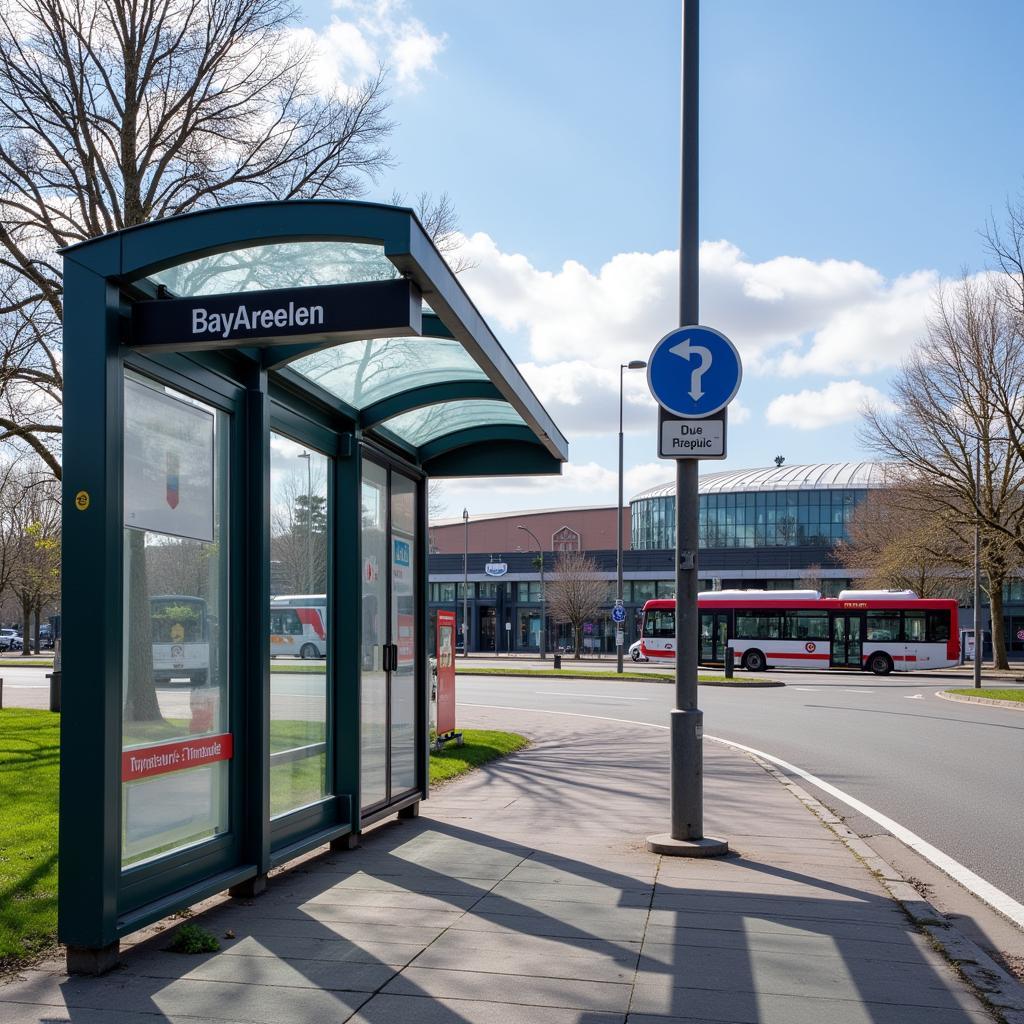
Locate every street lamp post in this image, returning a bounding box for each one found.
[618,360,647,673]
[517,524,546,660]
[973,444,982,689]
[462,508,470,659]
[297,450,312,591]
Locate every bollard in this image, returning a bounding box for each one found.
[0,676,3,708]
[553,654,562,670]
[48,670,61,713]
[725,648,734,679]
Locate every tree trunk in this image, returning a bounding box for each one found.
[573,623,582,659]
[988,580,1009,670]
[125,530,163,722]
[33,604,41,655]
[20,594,31,655]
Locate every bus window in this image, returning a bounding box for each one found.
[784,612,828,640]
[903,611,926,642]
[270,609,303,635]
[926,610,950,643]
[643,609,675,637]
[866,612,900,642]
[735,613,782,639]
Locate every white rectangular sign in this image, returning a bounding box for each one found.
[124,378,215,542]
[660,415,726,459]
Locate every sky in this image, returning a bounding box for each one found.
[298,0,1024,520]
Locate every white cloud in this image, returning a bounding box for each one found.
[457,232,935,437]
[306,0,444,95]
[764,380,898,431]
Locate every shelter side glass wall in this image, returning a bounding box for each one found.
[360,461,388,809]
[268,435,330,817]
[631,489,869,550]
[147,241,397,296]
[120,373,230,868]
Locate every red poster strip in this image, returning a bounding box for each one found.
[122,732,233,782]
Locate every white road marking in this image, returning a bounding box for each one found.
[793,687,820,691]
[844,689,874,693]
[905,694,924,700]
[458,699,1024,930]
[536,691,648,700]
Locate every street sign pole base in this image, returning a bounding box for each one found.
[646,834,730,857]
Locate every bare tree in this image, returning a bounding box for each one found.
[860,276,1024,668]
[271,465,328,593]
[0,0,398,476]
[5,465,59,654]
[547,551,606,660]
[796,563,824,593]
[835,488,965,598]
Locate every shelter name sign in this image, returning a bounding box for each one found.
[192,299,324,338]
[130,278,421,352]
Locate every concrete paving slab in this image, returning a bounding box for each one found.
[383,965,633,1013]
[347,993,627,1024]
[213,934,422,965]
[410,944,637,982]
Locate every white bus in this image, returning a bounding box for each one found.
[640,589,960,675]
[270,594,327,659]
[151,595,210,686]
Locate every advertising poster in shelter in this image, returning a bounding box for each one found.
[436,610,456,735]
[124,378,215,542]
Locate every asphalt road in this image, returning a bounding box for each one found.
[455,670,1024,909]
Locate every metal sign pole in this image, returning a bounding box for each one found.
[648,0,728,857]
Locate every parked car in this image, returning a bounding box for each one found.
[0,629,22,651]
[629,639,647,663]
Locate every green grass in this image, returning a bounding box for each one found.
[167,922,220,954]
[0,659,53,668]
[947,688,1024,703]
[429,729,528,784]
[0,709,59,968]
[455,666,775,685]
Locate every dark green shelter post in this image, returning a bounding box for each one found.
[58,200,567,973]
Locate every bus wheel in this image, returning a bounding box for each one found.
[743,649,766,672]
[300,643,317,660]
[869,652,893,676]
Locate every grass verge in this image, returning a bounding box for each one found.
[946,688,1024,703]
[454,666,777,685]
[0,709,59,969]
[0,659,53,668]
[429,728,528,785]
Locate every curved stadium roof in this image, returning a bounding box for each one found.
[631,462,893,502]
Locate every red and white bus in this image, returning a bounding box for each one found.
[640,589,960,675]
[270,594,327,659]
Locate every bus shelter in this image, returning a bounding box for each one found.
[58,200,567,971]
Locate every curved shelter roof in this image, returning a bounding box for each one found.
[61,199,568,477]
[631,462,892,502]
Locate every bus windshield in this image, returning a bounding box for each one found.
[643,608,675,638]
[151,597,208,643]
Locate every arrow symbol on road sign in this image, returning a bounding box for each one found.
[669,337,712,400]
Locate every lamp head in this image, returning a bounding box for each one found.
[627,360,647,370]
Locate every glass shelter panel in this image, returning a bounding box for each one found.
[360,460,389,809]
[147,241,397,296]
[121,374,230,868]
[269,435,330,817]
[383,400,526,446]
[294,338,487,410]
[390,472,418,794]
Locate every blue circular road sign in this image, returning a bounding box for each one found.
[612,605,626,623]
[647,325,742,418]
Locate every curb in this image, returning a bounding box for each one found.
[734,746,1024,1024]
[938,691,1024,712]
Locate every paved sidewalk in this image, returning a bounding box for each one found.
[0,707,999,1023]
